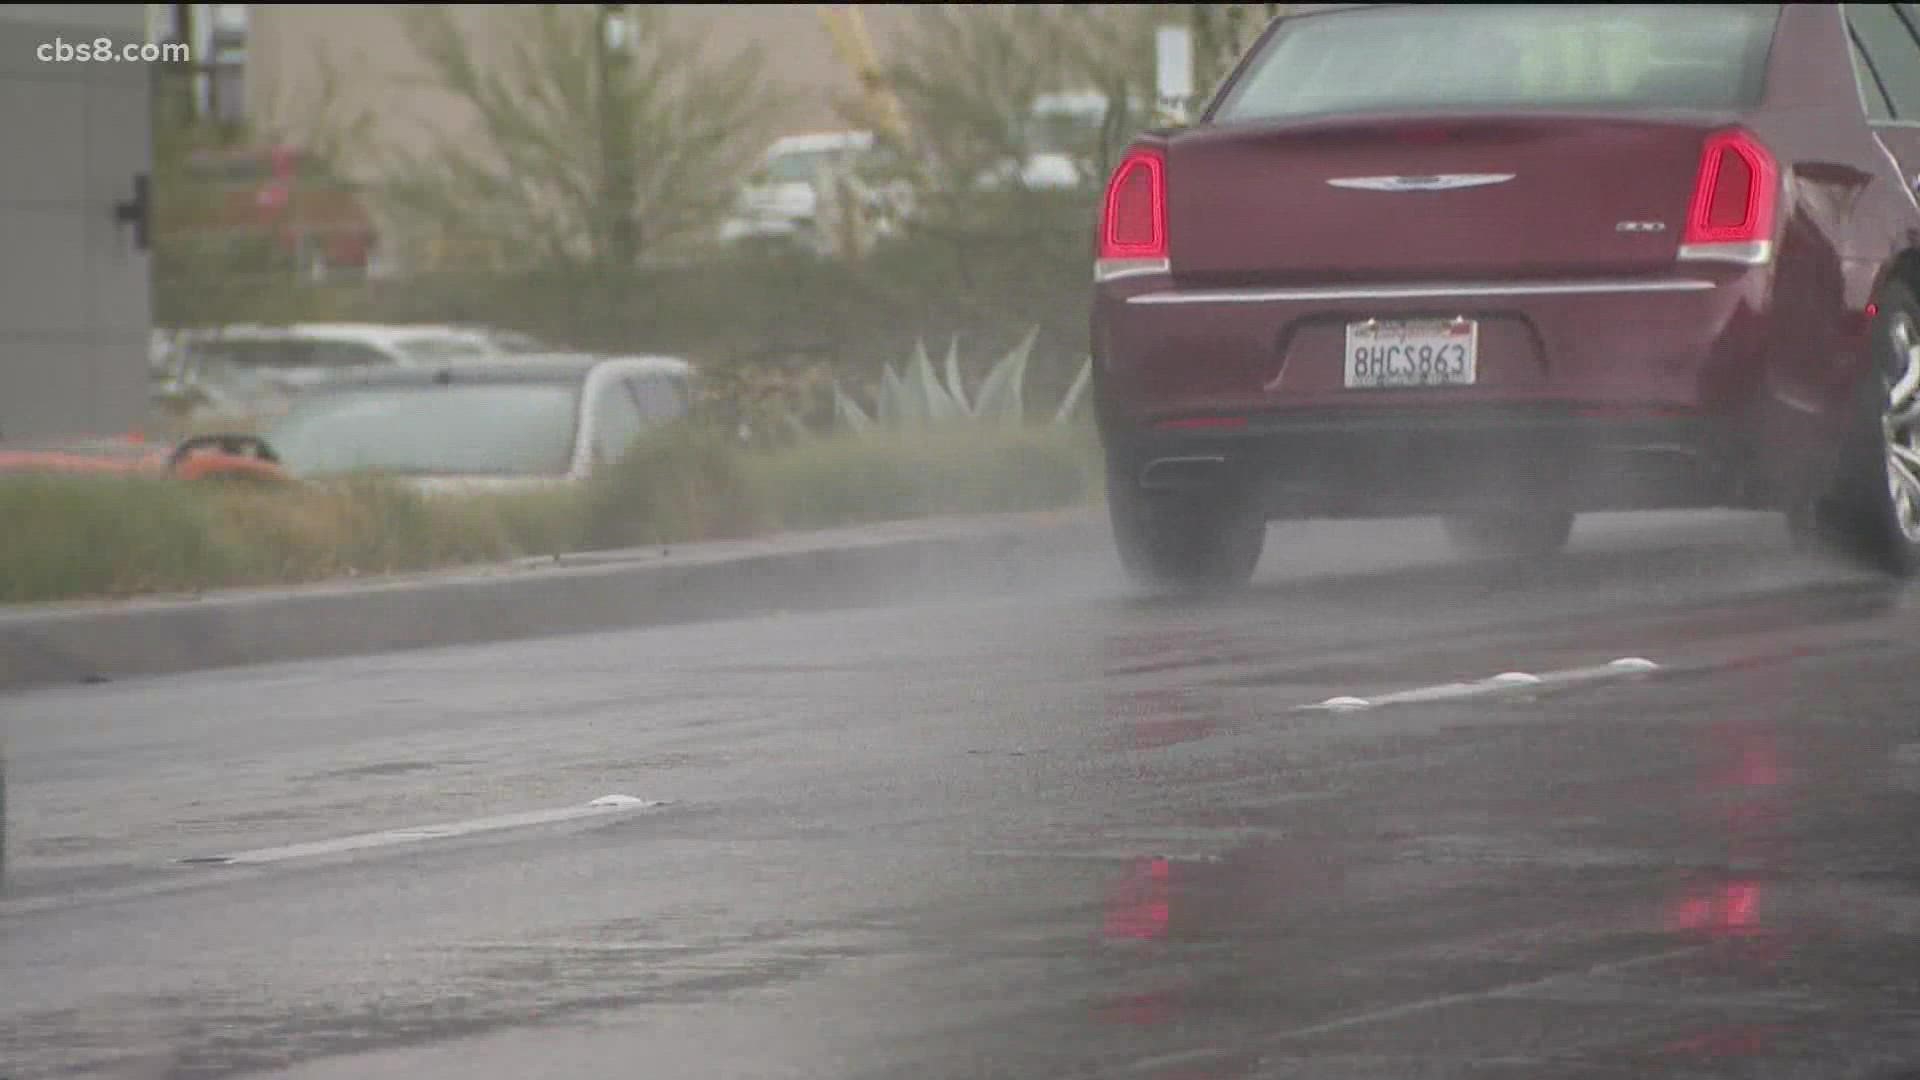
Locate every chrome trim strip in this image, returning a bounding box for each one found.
[1094,257,1171,283]
[1126,279,1718,305]
[1610,444,1706,458]
[1675,241,1774,266]
[1326,173,1515,192]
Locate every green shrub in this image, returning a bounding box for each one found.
[582,422,770,549]
[0,475,249,603]
[2,419,1100,605]
[206,475,514,579]
[467,487,591,560]
[820,328,1092,439]
[755,424,1097,531]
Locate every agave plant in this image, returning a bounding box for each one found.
[821,327,1091,438]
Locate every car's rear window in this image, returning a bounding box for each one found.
[185,339,397,370]
[1212,4,1780,124]
[266,383,581,478]
[395,337,493,363]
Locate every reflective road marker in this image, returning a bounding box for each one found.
[1301,657,1663,713]
[179,794,667,866]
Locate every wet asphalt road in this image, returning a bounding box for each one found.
[7,511,1920,1079]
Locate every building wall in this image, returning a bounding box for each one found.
[0,4,151,440]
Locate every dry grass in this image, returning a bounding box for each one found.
[1,423,1098,604]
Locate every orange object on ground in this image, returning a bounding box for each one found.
[0,434,290,483]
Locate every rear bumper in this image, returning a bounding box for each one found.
[1092,270,1772,420]
[1103,406,1757,517]
[1091,268,1805,516]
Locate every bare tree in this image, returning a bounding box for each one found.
[251,46,376,176]
[379,5,784,272]
[1045,5,1183,182]
[871,4,1062,209]
[842,4,1205,222]
[1187,4,1289,100]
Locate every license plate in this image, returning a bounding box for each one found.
[1344,318,1478,389]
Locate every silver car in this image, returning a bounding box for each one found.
[262,354,695,491]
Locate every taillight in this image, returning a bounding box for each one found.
[1680,129,1777,265]
[1096,148,1168,282]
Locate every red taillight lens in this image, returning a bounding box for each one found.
[1100,150,1167,260]
[1685,130,1776,246]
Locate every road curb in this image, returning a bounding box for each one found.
[0,510,1109,692]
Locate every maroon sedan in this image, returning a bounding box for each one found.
[1093,3,1920,590]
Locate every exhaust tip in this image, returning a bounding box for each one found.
[1139,456,1228,489]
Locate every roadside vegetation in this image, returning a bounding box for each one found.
[0,422,1098,605]
[98,6,1288,608]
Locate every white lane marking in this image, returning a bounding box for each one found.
[179,794,668,866]
[1303,657,1663,712]
[1124,1047,1243,1074]
[1264,944,1705,1042]
[974,848,1225,865]
[588,794,651,808]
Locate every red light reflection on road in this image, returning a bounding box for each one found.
[1668,879,1763,936]
[1121,690,1218,751]
[1096,988,1178,1027]
[1650,654,1799,1065]
[1105,857,1172,941]
[1662,655,1796,978]
[1706,716,1784,797]
[1663,1023,1782,1060]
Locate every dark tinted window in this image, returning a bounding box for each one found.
[589,383,646,463]
[1849,3,1920,118]
[307,341,395,368]
[627,372,689,424]
[1214,4,1779,124]
[1851,31,1897,121]
[765,150,841,184]
[266,384,581,477]
[487,332,549,355]
[394,337,492,363]
[186,338,397,370]
[187,340,318,370]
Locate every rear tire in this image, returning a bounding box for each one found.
[1108,464,1265,594]
[1443,508,1574,560]
[1801,285,1920,577]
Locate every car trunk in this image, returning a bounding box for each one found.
[1166,114,1728,285]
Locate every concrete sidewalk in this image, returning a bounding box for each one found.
[0,510,1109,693]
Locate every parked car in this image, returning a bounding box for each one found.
[156,323,533,420]
[978,90,1135,193]
[463,327,553,355]
[719,130,912,253]
[1092,2,1920,589]
[260,355,694,490]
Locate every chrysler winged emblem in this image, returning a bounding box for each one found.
[1325,173,1516,192]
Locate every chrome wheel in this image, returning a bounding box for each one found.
[1885,314,1920,543]
[1800,289,1920,576]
